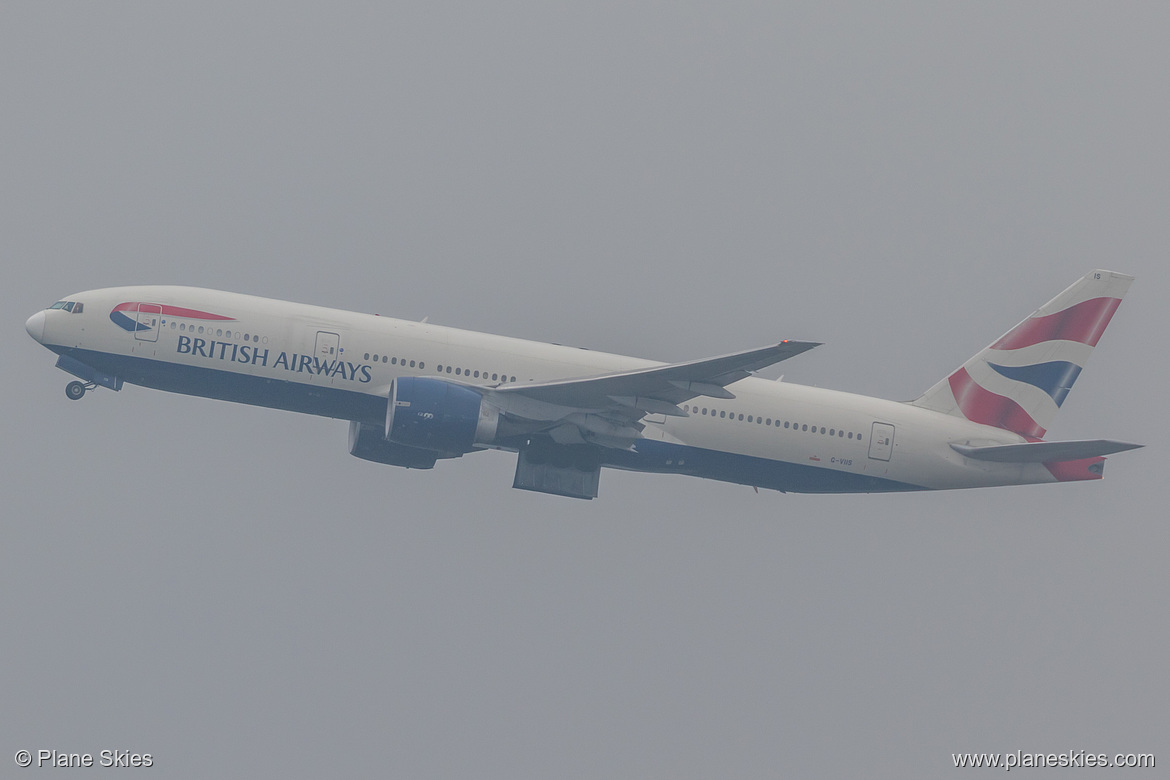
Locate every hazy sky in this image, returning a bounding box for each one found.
[3,3,1166,777]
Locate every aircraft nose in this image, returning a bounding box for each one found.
[25,310,46,343]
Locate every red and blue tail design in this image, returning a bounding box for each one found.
[912,270,1133,440]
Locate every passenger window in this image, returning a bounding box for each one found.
[410,360,417,368]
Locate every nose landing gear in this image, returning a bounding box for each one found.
[65,380,96,400]
[55,355,123,399]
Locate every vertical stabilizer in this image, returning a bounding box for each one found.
[910,270,1133,438]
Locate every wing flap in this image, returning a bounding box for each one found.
[485,339,819,449]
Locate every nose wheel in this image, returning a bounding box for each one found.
[65,380,95,400]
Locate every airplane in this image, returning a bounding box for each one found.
[25,270,1141,499]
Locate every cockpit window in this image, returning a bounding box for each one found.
[50,301,69,310]
[48,301,83,313]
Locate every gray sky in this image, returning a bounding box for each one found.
[3,2,1166,777]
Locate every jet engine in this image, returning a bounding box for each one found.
[385,376,500,456]
[348,421,441,469]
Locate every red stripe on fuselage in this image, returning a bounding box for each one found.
[992,297,1121,350]
[947,368,1046,438]
[112,302,235,321]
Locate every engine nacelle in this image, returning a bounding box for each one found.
[348,421,439,469]
[386,377,499,455]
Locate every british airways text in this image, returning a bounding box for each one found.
[176,335,372,382]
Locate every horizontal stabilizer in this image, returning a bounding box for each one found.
[950,439,1143,463]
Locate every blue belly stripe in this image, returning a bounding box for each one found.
[48,347,926,495]
[50,347,386,425]
[604,438,924,494]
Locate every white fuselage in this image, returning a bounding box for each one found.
[28,285,1064,493]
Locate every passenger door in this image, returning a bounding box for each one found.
[314,331,341,384]
[868,422,895,461]
[315,331,340,361]
[134,303,162,342]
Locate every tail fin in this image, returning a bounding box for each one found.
[911,270,1133,438]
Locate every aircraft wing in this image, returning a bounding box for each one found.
[486,340,819,447]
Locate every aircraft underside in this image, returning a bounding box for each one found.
[50,345,925,497]
[28,271,1141,499]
